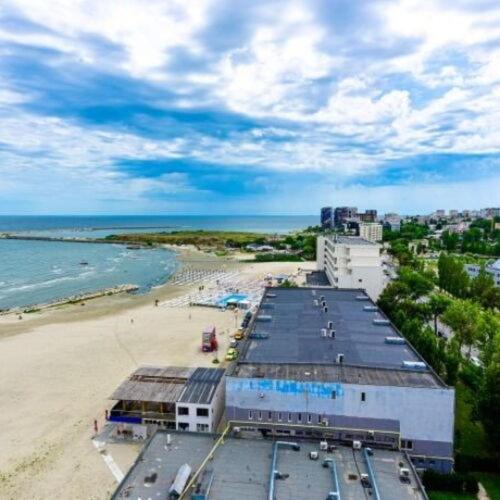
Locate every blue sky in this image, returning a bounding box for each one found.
[0,0,499,215]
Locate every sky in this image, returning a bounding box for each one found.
[1,0,500,215]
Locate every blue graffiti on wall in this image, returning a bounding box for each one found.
[228,378,344,399]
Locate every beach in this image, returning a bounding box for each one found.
[0,258,314,499]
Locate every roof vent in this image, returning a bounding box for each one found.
[385,336,405,344]
[327,321,333,329]
[321,328,328,338]
[248,332,270,339]
[402,361,426,370]
[337,353,344,363]
[261,303,275,310]
[314,299,319,306]
[373,318,390,325]
[356,295,369,301]
[323,306,328,313]
[329,329,335,338]
[266,292,277,298]
[256,315,272,322]
[363,305,378,312]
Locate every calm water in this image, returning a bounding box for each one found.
[0,215,316,309]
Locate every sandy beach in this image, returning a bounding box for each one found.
[0,258,314,499]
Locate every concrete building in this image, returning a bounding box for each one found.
[316,235,384,300]
[320,206,334,229]
[334,206,357,226]
[359,222,383,242]
[225,287,455,474]
[109,366,225,432]
[112,430,428,500]
[465,260,500,287]
[359,209,378,223]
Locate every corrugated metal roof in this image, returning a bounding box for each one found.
[178,367,225,404]
[109,366,195,403]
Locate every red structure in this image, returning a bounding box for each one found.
[201,325,217,352]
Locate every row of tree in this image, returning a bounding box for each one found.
[378,246,500,452]
[438,253,500,309]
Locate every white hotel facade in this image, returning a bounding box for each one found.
[317,235,384,300]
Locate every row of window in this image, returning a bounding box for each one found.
[177,406,209,417]
[248,410,324,424]
[178,422,209,432]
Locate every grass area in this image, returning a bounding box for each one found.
[454,382,490,458]
[476,473,500,499]
[105,230,270,249]
[428,493,475,500]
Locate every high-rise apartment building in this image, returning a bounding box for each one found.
[359,222,383,242]
[320,206,334,229]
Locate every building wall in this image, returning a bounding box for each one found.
[359,223,383,242]
[225,376,454,462]
[175,378,225,432]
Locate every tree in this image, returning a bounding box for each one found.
[438,253,470,298]
[428,293,452,335]
[399,268,434,300]
[470,269,500,310]
[442,299,482,356]
[442,230,460,251]
[478,333,500,447]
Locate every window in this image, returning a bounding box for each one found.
[197,423,209,432]
[258,411,262,421]
[288,413,292,422]
[196,407,209,417]
[278,412,282,422]
[178,406,189,415]
[358,278,363,283]
[307,414,312,424]
[178,422,189,431]
[297,413,302,423]
[331,390,337,399]
[401,439,413,450]
[248,410,253,420]
[268,411,273,421]
[361,392,366,402]
[317,415,322,424]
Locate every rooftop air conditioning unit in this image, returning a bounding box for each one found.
[337,353,344,363]
[314,299,319,306]
[309,451,319,460]
[319,441,328,451]
[327,321,333,329]
[321,328,327,338]
[353,440,362,450]
[329,329,335,338]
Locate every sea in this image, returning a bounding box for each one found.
[0,215,316,309]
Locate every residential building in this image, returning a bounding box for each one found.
[108,366,225,432]
[434,210,446,218]
[359,222,383,242]
[334,206,357,226]
[465,260,500,287]
[225,287,455,473]
[316,235,384,300]
[320,206,334,229]
[359,209,378,222]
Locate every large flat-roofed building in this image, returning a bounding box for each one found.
[317,235,384,300]
[112,430,428,500]
[109,366,225,432]
[320,206,334,229]
[226,287,455,473]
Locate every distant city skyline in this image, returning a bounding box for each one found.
[1,1,500,214]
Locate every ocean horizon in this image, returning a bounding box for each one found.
[0,215,317,309]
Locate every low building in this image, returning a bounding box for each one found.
[112,430,429,500]
[225,287,455,473]
[316,235,384,300]
[109,366,225,432]
[359,222,383,242]
[465,260,500,287]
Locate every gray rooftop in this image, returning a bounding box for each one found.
[112,430,427,500]
[235,287,444,388]
[178,367,225,405]
[328,235,377,245]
